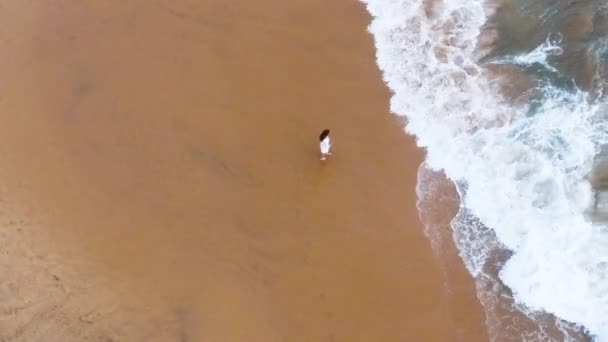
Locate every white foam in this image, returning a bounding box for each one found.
[491,33,564,73]
[361,0,608,339]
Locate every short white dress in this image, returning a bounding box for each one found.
[320,137,331,154]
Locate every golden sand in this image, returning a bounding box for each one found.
[0,1,486,340]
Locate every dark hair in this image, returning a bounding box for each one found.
[319,129,330,141]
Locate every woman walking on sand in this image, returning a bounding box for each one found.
[319,129,332,161]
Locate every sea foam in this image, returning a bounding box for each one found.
[361,0,608,339]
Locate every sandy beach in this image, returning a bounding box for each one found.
[0,1,486,340]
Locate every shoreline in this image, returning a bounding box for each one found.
[0,1,486,340]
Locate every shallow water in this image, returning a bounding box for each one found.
[363,0,608,339]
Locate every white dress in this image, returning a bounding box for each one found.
[320,137,331,154]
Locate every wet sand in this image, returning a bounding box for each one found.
[0,1,486,341]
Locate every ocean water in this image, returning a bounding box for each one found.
[361,0,608,340]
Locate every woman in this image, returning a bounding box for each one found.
[319,129,332,161]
